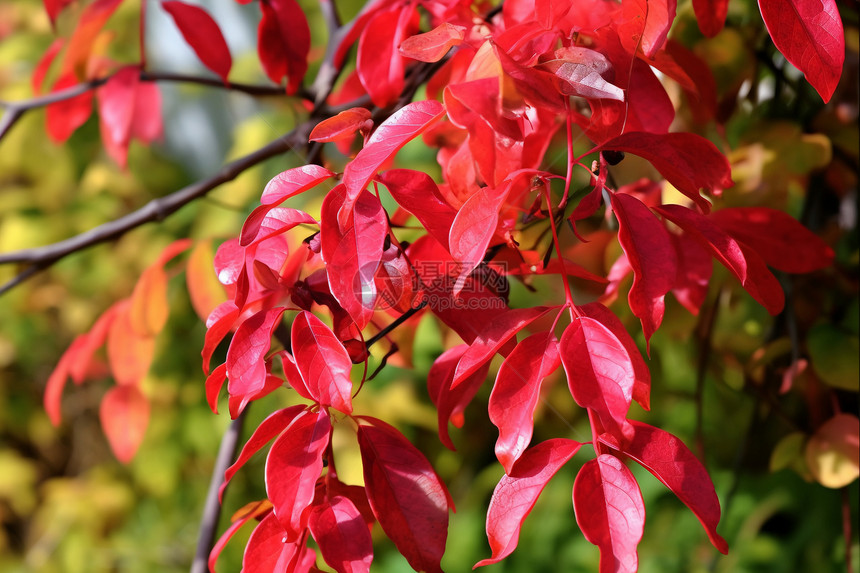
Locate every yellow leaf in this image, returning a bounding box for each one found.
[129,266,169,336]
[107,302,156,386]
[186,240,226,322]
[805,414,860,488]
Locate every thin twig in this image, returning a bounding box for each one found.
[190,408,248,573]
[843,486,855,573]
[365,299,428,349]
[0,71,289,144]
[309,0,382,108]
[694,288,721,462]
[319,0,342,33]
[707,398,760,573]
[141,71,288,97]
[0,107,24,141]
[0,78,106,112]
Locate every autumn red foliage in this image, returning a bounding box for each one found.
[24,0,850,572]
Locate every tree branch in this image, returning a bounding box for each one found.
[190,407,248,573]
[365,299,428,350]
[0,126,309,295]
[0,71,293,144]
[141,71,291,98]
[319,0,342,33]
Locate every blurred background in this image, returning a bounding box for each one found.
[0,0,858,571]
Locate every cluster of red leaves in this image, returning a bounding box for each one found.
[41,0,845,572]
[44,240,193,461]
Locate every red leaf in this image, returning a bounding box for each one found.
[61,0,124,78]
[161,1,232,82]
[709,207,834,274]
[291,311,354,414]
[100,385,150,463]
[476,438,581,566]
[428,345,466,409]
[46,74,93,142]
[308,495,374,573]
[489,332,561,473]
[70,305,121,384]
[657,40,718,122]
[226,307,287,415]
[356,5,417,107]
[205,363,227,414]
[153,237,194,268]
[406,235,509,345]
[266,409,331,540]
[669,231,712,315]
[276,350,314,402]
[613,420,729,554]
[693,0,729,37]
[257,0,310,94]
[44,336,88,426]
[626,59,675,135]
[42,0,74,26]
[330,2,386,67]
[358,419,451,573]
[203,302,239,375]
[45,301,124,424]
[619,0,677,58]
[128,79,162,142]
[578,303,651,411]
[98,66,163,167]
[209,500,273,573]
[656,204,784,315]
[535,0,575,30]
[261,165,335,205]
[510,258,609,285]
[32,38,64,94]
[445,77,523,140]
[560,317,635,442]
[758,0,844,103]
[451,306,555,391]
[240,207,316,247]
[492,42,566,113]
[599,132,733,214]
[379,169,457,252]
[342,100,445,214]
[572,455,645,573]
[242,512,314,573]
[399,22,467,63]
[213,238,245,289]
[610,192,677,348]
[221,405,306,501]
[310,107,373,142]
[324,478,376,532]
[321,189,388,329]
[448,186,507,292]
[443,78,526,185]
[429,344,492,450]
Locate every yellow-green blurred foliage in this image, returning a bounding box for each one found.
[0,1,857,572]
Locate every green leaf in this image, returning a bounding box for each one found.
[807,323,860,391]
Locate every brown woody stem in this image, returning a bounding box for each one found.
[190,408,248,573]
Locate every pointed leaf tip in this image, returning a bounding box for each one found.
[162,1,232,82]
[477,439,581,567]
